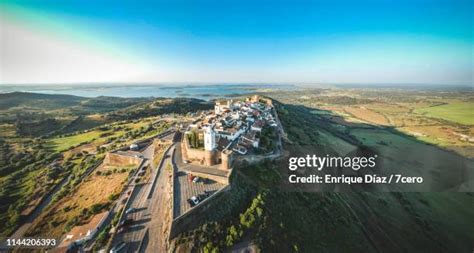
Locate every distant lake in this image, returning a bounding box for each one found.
[0,84,295,100]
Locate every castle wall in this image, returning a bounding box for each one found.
[220,151,232,170]
[204,150,215,166]
[184,170,229,185]
[182,141,204,161]
[182,136,215,165]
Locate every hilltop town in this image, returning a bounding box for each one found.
[182,95,281,170]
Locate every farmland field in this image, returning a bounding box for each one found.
[344,106,390,126]
[414,102,474,125]
[48,130,105,152]
[47,119,157,152]
[266,88,474,158]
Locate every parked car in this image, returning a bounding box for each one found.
[188,196,200,207]
[110,241,126,253]
[125,207,137,215]
[192,176,200,183]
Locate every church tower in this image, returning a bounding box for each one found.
[204,126,216,151]
[203,126,216,166]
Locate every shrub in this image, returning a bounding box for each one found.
[90,203,105,214]
[108,193,119,202]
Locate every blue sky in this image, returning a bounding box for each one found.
[0,0,472,85]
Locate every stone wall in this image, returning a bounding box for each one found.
[220,150,232,170]
[182,135,219,166]
[184,170,229,185]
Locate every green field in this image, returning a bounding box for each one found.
[415,102,474,125]
[48,130,104,152]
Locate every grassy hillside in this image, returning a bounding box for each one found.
[0,92,153,112]
[106,97,213,120]
[0,92,83,110]
[0,92,156,137]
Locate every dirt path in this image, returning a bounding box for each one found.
[11,160,101,238]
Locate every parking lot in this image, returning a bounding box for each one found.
[173,169,225,218]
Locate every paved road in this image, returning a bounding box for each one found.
[142,145,173,252]
[111,144,174,253]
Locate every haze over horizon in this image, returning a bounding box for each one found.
[0,0,472,85]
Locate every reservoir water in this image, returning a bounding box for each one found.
[0,84,295,100]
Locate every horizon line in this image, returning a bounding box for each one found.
[1,82,473,87]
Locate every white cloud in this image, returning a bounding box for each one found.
[0,17,152,84]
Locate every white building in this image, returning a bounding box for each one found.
[203,127,217,151]
[216,126,246,141]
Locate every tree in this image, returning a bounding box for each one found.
[203,242,218,253]
[188,132,199,148]
[226,225,240,247]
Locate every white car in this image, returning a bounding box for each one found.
[192,176,200,183]
[125,207,137,215]
[190,196,199,206]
